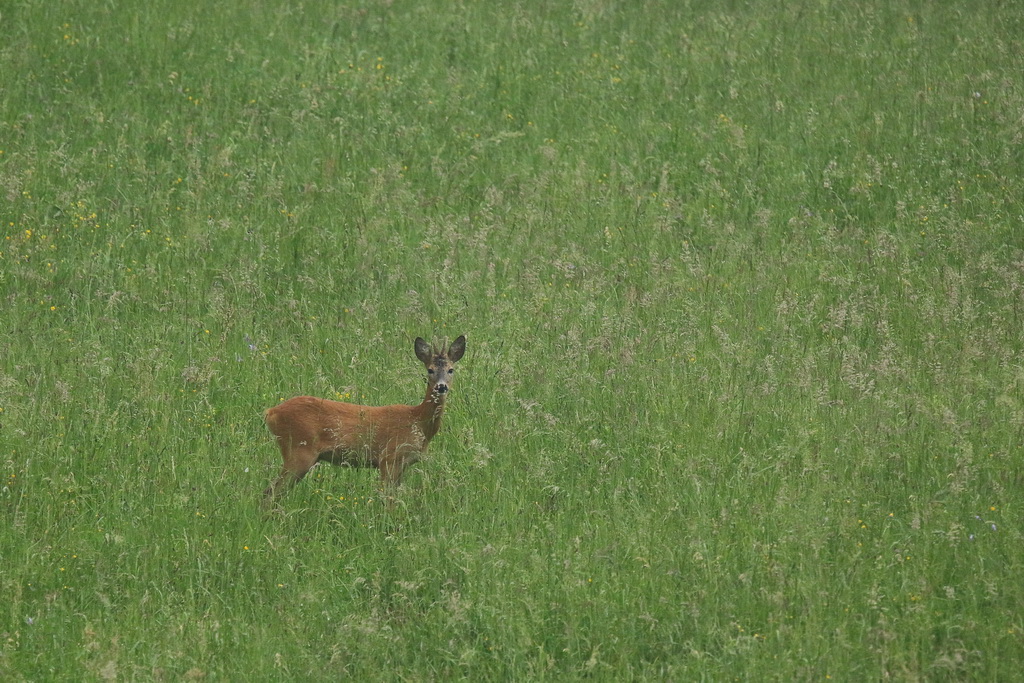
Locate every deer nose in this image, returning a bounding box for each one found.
[434,383,449,394]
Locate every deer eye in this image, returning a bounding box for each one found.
[427,368,435,374]
[447,368,454,374]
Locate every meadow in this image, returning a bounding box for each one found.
[2,0,1022,679]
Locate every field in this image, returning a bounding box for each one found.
[2,0,1023,679]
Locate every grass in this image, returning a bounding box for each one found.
[2,0,1022,679]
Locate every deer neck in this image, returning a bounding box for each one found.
[413,388,448,442]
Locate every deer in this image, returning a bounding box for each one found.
[262,335,466,506]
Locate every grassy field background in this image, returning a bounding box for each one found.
[2,0,1023,679]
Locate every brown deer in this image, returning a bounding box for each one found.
[262,335,466,505]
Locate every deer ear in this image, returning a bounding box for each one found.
[448,335,466,362]
[414,337,432,364]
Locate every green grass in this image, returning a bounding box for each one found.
[2,0,1023,679]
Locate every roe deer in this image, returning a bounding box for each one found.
[262,335,466,505]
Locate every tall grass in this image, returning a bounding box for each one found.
[2,0,1022,679]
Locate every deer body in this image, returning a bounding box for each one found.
[263,336,465,504]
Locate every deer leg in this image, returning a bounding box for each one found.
[262,467,303,502]
[375,457,407,511]
[380,462,403,489]
[378,455,407,488]
[263,445,318,505]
